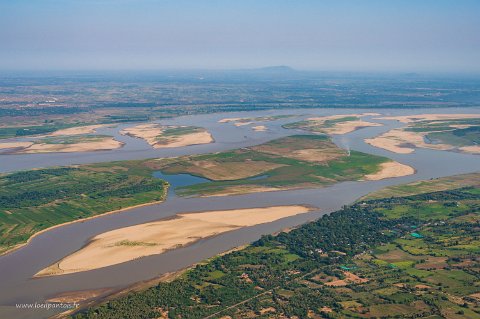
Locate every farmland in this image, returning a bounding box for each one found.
[0,162,168,254]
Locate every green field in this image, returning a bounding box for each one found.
[0,162,168,254]
[282,116,359,133]
[151,135,390,196]
[72,173,480,319]
[362,172,480,200]
[427,126,480,147]
[406,118,480,150]
[33,134,113,145]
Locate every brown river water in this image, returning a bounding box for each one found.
[0,107,479,318]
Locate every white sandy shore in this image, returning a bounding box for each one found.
[0,141,34,150]
[363,161,415,180]
[36,205,312,277]
[364,129,434,154]
[0,138,122,153]
[365,113,480,155]
[375,114,480,124]
[47,124,106,136]
[121,124,213,148]
[252,125,267,132]
[298,113,382,135]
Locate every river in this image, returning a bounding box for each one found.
[0,107,479,318]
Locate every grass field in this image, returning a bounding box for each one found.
[149,135,391,196]
[33,134,111,145]
[282,116,359,132]
[362,172,480,200]
[0,161,167,254]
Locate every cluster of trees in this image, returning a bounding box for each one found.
[1,169,168,209]
[73,203,406,318]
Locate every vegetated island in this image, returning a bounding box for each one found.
[121,124,213,148]
[150,135,414,197]
[70,172,480,319]
[0,162,168,255]
[282,113,382,135]
[0,123,125,154]
[365,113,480,154]
[36,205,313,277]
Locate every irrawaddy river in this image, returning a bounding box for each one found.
[0,107,479,319]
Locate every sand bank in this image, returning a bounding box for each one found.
[0,141,34,150]
[202,185,285,197]
[375,113,480,124]
[121,124,213,148]
[218,118,241,123]
[363,161,415,180]
[293,113,382,135]
[47,288,114,304]
[459,145,480,153]
[322,120,382,135]
[252,125,267,132]
[365,127,479,154]
[0,137,122,154]
[19,138,122,153]
[36,205,312,277]
[47,124,106,136]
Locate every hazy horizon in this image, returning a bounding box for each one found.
[1,0,479,73]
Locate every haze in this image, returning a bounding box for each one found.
[1,0,479,72]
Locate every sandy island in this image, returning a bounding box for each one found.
[0,137,123,154]
[364,129,452,154]
[121,124,213,148]
[375,113,480,124]
[252,125,267,132]
[47,124,106,136]
[366,113,480,154]
[291,113,382,135]
[36,205,312,277]
[363,161,415,180]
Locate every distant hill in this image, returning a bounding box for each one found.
[256,65,296,72]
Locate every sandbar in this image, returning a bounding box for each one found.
[47,124,106,136]
[0,137,122,154]
[252,125,267,132]
[363,161,415,180]
[375,113,480,124]
[0,142,34,150]
[291,113,382,135]
[369,113,480,154]
[36,205,312,277]
[121,124,213,148]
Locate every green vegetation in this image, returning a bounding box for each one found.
[427,126,480,147]
[33,135,113,145]
[151,135,390,196]
[155,126,205,143]
[72,173,480,319]
[160,126,203,137]
[362,172,480,200]
[0,162,168,254]
[283,116,359,133]
[406,118,480,150]
[0,123,82,139]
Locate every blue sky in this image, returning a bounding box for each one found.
[1,0,479,72]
